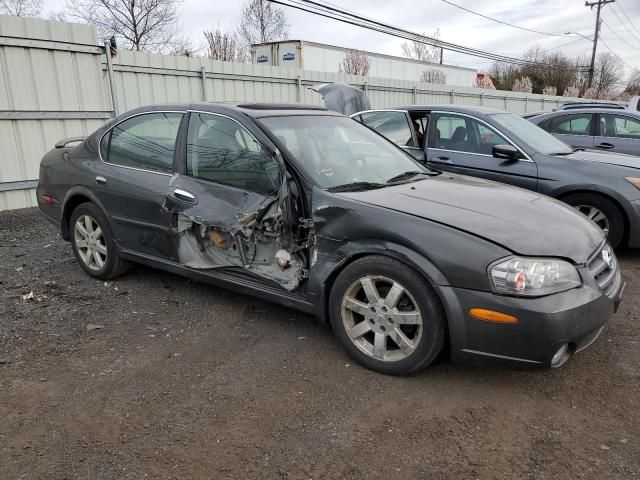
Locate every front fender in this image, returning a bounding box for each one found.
[307,239,448,324]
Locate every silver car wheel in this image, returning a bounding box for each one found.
[74,214,107,271]
[341,275,423,362]
[575,204,610,235]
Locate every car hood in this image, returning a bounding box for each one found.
[338,174,604,264]
[562,149,640,169]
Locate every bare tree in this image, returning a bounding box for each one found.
[512,76,533,93]
[167,35,197,57]
[625,69,640,96]
[0,0,43,16]
[475,73,496,89]
[542,86,557,96]
[420,69,446,84]
[66,0,182,52]
[338,49,370,76]
[401,29,441,63]
[593,52,623,95]
[237,0,289,61]
[490,46,578,94]
[48,10,68,21]
[204,28,240,62]
[563,85,580,97]
[582,87,599,99]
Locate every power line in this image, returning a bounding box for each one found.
[437,0,565,37]
[269,0,589,70]
[615,2,640,38]
[601,20,637,52]
[598,35,634,70]
[544,37,590,52]
[609,4,640,43]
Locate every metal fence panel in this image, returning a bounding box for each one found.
[0,15,620,211]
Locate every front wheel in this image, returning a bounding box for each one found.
[562,193,625,248]
[329,256,446,375]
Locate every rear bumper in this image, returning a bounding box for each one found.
[436,276,624,368]
[35,182,63,229]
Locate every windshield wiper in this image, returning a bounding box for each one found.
[386,170,440,183]
[328,181,386,192]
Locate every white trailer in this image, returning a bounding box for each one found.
[251,40,477,87]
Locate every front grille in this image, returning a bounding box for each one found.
[587,244,621,298]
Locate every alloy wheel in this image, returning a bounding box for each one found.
[574,204,610,235]
[341,275,423,362]
[74,214,107,271]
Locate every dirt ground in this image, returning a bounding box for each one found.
[1,208,639,480]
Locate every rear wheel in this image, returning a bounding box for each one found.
[70,202,129,279]
[329,256,445,375]
[562,193,625,248]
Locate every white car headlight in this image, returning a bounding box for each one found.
[489,257,581,297]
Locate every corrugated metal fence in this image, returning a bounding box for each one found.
[0,15,589,210]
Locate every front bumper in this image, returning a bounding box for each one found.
[436,273,624,368]
[629,199,640,249]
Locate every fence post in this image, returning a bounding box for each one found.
[525,96,528,113]
[201,67,207,101]
[503,96,508,110]
[480,92,484,106]
[297,75,302,102]
[104,41,119,116]
[364,81,369,97]
[412,85,417,104]
[450,89,455,104]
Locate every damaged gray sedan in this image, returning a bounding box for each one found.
[37,103,623,375]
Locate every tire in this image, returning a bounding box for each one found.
[562,193,625,249]
[329,256,446,375]
[69,202,129,280]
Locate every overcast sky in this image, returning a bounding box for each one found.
[43,0,640,75]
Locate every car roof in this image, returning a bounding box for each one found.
[530,108,640,121]
[556,102,625,110]
[393,104,507,115]
[117,102,342,119]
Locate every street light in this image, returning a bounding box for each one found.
[565,32,596,88]
[564,32,594,42]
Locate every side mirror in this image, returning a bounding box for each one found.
[492,144,522,161]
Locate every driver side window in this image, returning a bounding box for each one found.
[186,113,280,195]
[433,113,509,155]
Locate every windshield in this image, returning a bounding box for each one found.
[490,112,573,155]
[259,115,431,189]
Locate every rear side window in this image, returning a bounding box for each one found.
[542,114,593,136]
[601,114,640,139]
[359,111,415,147]
[101,112,183,173]
[186,112,279,195]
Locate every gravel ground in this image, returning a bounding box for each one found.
[1,207,639,480]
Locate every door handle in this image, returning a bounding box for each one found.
[95,176,107,185]
[596,142,614,149]
[434,156,452,163]
[172,188,196,203]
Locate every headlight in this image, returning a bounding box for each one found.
[489,257,581,297]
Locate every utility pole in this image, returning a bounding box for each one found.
[585,0,615,88]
